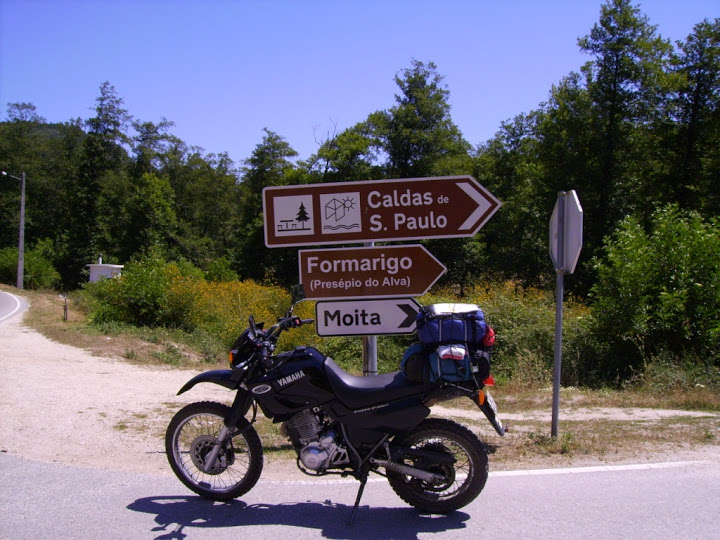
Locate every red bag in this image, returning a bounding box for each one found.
[482,326,495,347]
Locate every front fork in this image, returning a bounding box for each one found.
[204,425,232,472]
[204,389,254,473]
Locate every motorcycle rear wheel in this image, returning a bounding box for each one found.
[387,418,488,514]
[165,401,263,501]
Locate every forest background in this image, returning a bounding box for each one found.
[1,0,718,388]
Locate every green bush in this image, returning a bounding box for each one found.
[323,334,417,375]
[418,283,596,386]
[83,253,189,327]
[204,257,239,282]
[0,248,21,286]
[79,238,718,390]
[82,253,315,348]
[590,205,720,379]
[0,240,60,289]
[81,254,607,386]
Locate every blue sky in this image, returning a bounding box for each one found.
[1,0,718,167]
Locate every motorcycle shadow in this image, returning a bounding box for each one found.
[128,495,470,540]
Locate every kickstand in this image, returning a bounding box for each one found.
[347,471,369,526]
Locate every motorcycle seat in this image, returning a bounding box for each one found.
[323,357,425,409]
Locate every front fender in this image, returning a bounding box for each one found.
[177,369,239,395]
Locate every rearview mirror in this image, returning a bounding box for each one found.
[291,284,306,304]
[248,315,258,339]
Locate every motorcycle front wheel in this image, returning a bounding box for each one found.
[165,401,263,501]
[387,418,488,514]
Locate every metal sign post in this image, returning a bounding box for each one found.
[549,190,583,437]
[362,242,378,376]
[551,193,566,439]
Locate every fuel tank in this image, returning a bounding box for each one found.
[248,346,335,417]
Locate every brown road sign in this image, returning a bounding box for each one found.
[299,245,446,300]
[315,298,422,336]
[263,175,501,247]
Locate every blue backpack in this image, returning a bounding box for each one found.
[416,303,487,347]
[401,342,472,383]
[402,304,491,384]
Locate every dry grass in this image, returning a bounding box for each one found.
[14,286,224,368]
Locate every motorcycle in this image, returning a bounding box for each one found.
[165,285,505,523]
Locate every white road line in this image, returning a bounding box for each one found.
[260,461,710,485]
[0,291,22,322]
[490,460,709,477]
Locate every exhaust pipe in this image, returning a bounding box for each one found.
[371,458,444,484]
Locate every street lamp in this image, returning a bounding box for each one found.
[1,171,26,289]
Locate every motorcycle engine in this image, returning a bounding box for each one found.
[282,410,350,471]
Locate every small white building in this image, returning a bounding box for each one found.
[87,256,123,282]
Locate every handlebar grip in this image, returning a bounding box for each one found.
[258,344,273,368]
[302,318,315,325]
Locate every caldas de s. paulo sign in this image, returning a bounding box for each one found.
[262,175,501,247]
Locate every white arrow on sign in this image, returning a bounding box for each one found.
[315,298,421,337]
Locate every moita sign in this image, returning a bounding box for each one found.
[315,298,422,336]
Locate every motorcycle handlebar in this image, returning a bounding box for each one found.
[272,316,315,333]
[244,316,316,370]
[258,343,273,368]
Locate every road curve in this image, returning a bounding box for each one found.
[0,290,28,322]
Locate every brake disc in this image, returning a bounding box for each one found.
[190,435,235,475]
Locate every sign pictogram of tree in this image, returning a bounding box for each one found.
[296,202,310,225]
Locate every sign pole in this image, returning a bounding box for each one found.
[551,192,566,438]
[549,189,582,438]
[362,335,378,376]
[362,242,378,376]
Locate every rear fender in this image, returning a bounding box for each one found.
[472,389,506,436]
[177,369,238,395]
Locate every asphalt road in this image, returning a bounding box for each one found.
[0,290,27,322]
[0,454,717,539]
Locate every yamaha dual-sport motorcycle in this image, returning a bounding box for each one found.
[165,286,505,521]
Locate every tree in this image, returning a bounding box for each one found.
[578,0,673,239]
[124,172,178,257]
[131,117,179,177]
[6,102,45,123]
[369,60,471,178]
[160,145,242,263]
[472,113,548,287]
[308,122,379,183]
[61,82,132,286]
[531,75,599,291]
[239,128,298,218]
[0,104,86,281]
[591,205,720,377]
[671,18,720,213]
[295,202,310,224]
[235,129,299,284]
